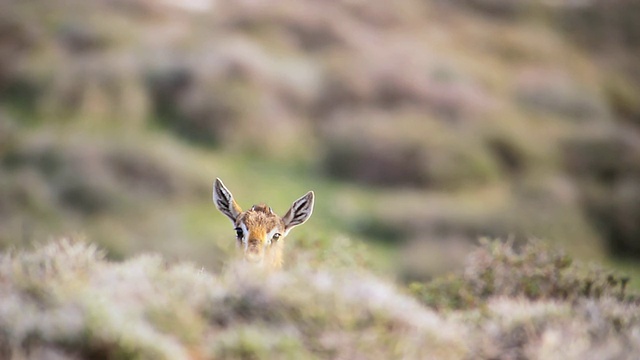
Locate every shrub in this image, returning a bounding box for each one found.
[562,132,640,256]
[561,132,640,182]
[2,238,640,359]
[582,179,640,257]
[410,239,632,311]
[321,114,501,189]
[514,69,610,122]
[0,131,191,215]
[0,238,468,360]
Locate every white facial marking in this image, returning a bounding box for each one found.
[266,227,281,246]
[240,222,248,250]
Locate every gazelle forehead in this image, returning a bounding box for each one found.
[236,204,284,233]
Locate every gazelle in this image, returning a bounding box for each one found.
[213,178,314,269]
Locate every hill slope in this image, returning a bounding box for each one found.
[2,0,640,283]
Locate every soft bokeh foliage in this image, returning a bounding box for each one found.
[2,0,640,357]
[2,0,640,272]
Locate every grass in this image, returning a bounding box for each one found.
[2,0,640,272]
[2,122,639,285]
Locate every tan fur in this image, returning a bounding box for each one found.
[236,205,285,269]
[213,178,314,270]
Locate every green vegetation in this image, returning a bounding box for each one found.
[2,0,639,271]
[410,239,633,310]
[2,0,640,357]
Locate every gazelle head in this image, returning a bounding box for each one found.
[213,178,314,269]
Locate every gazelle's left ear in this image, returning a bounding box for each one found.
[282,191,314,234]
[213,178,242,223]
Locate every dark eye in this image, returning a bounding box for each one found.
[235,227,243,238]
[272,233,281,241]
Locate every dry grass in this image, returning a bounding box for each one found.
[1,238,638,359]
[0,238,467,359]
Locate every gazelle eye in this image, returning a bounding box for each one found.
[272,233,281,241]
[235,227,243,238]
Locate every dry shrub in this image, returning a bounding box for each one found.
[315,45,494,123]
[321,113,501,189]
[1,134,187,215]
[355,174,600,283]
[562,131,640,256]
[3,0,495,154]
[514,68,610,122]
[0,0,152,126]
[410,239,632,311]
[0,238,469,360]
[582,179,640,257]
[562,131,640,181]
[2,238,640,359]
[442,0,544,18]
[0,129,204,254]
[475,0,640,126]
[604,74,640,125]
[556,0,640,51]
[0,6,36,89]
[409,239,640,359]
[476,296,640,360]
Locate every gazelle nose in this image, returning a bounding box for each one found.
[248,238,259,247]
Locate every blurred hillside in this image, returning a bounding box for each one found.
[1,0,640,282]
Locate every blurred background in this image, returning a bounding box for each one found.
[1,0,640,285]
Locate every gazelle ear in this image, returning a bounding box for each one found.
[213,178,242,223]
[282,191,314,234]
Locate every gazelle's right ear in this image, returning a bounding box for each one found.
[282,191,314,235]
[213,178,242,223]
